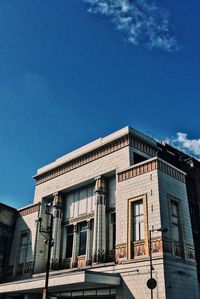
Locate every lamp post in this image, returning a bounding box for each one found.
[147,227,168,299]
[37,204,54,299]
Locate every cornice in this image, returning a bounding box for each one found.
[17,203,39,218]
[118,158,185,183]
[34,132,158,186]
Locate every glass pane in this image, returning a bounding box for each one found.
[172,202,178,216]
[66,234,73,258]
[132,200,144,241]
[139,202,144,215]
[79,230,87,255]
[67,225,73,234]
[172,224,180,241]
[140,221,144,240]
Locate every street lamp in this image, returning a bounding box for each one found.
[147,227,168,299]
[36,203,54,299]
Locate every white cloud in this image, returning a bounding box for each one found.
[172,132,200,157]
[82,0,178,52]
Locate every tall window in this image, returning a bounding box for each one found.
[66,225,74,258]
[111,213,116,249]
[79,222,87,256]
[171,201,180,242]
[132,200,144,241]
[19,232,29,264]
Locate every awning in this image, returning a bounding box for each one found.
[0,270,121,295]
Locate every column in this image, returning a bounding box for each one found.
[71,224,78,268]
[86,220,92,265]
[93,177,106,263]
[51,192,63,269]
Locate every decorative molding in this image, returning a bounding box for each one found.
[63,212,94,225]
[34,133,159,185]
[118,158,185,183]
[151,238,163,255]
[163,238,172,255]
[18,204,39,218]
[186,244,196,261]
[77,255,87,268]
[129,135,158,157]
[158,160,185,183]
[133,241,146,258]
[34,135,129,185]
[116,244,127,263]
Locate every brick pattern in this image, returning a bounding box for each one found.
[118,158,185,183]
[18,204,39,218]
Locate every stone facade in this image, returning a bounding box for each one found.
[0,126,199,299]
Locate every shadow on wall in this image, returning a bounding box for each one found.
[118,280,136,299]
[6,216,37,281]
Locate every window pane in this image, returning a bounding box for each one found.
[132,200,144,241]
[66,234,73,258]
[79,231,87,255]
[66,225,74,258]
[172,224,180,242]
[19,233,28,264]
[79,222,87,255]
[140,221,144,240]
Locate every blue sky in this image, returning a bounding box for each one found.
[0,0,200,208]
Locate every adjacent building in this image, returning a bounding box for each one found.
[0,126,199,299]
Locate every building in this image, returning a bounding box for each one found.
[0,126,199,299]
[0,203,17,283]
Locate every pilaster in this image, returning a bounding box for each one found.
[51,192,63,269]
[72,224,78,268]
[93,177,106,263]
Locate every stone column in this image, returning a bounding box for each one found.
[51,192,63,269]
[86,220,92,265]
[72,224,78,268]
[93,177,106,263]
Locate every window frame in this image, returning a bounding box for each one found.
[78,221,87,256]
[66,225,74,259]
[168,195,185,259]
[128,194,148,260]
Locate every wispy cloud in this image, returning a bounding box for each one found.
[171,132,200,158]
[82,0,178,52]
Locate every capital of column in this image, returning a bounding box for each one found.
[95,177,106,194]
[53,192,62,209]
[73,224,78,233]
[87,220,92,230]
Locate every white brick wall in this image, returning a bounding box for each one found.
[33,147,130,203]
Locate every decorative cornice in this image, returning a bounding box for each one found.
[34,135,130,185]
[18,204,39,218]
[129,134,158,156]
[34,133,159,186]
[63,212,94,225]
[118,158,185,183]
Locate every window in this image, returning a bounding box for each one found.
[133,152,147,164]
[66,225,74,258]
[170,199,184,258]
[19,232,29,264]
[171,201,180,242]
[79,222,87,256]
[132,200,144,241]
[111,213,116,249]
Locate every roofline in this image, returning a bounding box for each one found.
[17,202,40,212]
[33,126,158,179]
[0,202,17,212]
